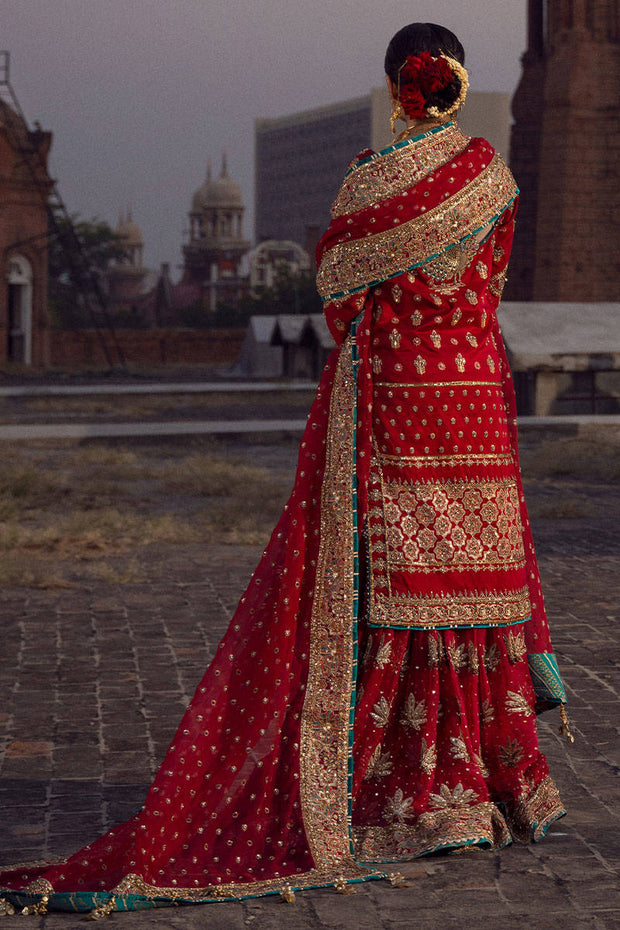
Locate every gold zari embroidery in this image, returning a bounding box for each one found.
[369,587,531,630]
[331,124,470,217]
[317,155,517,300]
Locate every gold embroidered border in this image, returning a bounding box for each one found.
[18,863,384,906]
[369,587,531,630]
[299,335,359,870]
[331,124,470,217]
[507,775,565,844]
[317,154,518,300]
[374,380,502,389]
[374,476,525,574]
[379,452,513,467]
[354,801,510,862]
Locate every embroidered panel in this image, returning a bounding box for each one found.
[331,124,470,217]
[299,333,359,869]
[354,800,508,862]
[527,653,567,705]
[370,477,525,574]
[317,155,517,300]
[369,588,531,630]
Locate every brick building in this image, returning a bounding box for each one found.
[508,0,620,300]
[0,99,52,366]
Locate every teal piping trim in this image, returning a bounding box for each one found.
[320,193,519,305]
[367,615,530,633]
[1,871,388,913]
[527,652,567,705]
[347,312,362,856]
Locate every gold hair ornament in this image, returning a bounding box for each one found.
[426,53,469,118]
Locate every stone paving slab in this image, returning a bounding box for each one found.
[0,481,619,927]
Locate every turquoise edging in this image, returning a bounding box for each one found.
[527,652,567,705]
[1,872,388,913]
[367,616,529,632]
[347,314,362,856]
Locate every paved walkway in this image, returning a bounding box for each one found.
[0,488,619,927]
[0,414,618,441]
[0,381,317,398]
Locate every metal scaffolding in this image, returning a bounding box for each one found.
[0,50,125,369]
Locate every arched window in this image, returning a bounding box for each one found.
[6,254,33,365]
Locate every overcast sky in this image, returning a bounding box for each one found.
[4,1,526,275]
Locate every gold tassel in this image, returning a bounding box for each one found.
[84,897,116,921]
[559,705,575,744]
[0,898,16,916]
[334,876,356,895]
[280,884,296,904]
[388,871,412,888]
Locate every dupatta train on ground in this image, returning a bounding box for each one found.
[0,122,566,916]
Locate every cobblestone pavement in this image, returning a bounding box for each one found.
[0,468,619,928]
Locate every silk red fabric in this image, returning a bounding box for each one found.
[0,125,566,915]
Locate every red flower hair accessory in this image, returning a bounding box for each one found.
[397,51,466,120]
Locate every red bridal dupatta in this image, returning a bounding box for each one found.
[0,123,566,916]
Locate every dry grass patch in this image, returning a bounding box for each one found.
[0,442,292,585]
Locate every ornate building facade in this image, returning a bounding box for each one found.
[0,100,52,366]
[182,156,250,312]
[508,0,620,300]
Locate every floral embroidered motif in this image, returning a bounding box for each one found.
[450,737,470,762]
[465,289,478,306]
[486,355,495,373]
[420,739,438,775]
[429,783,478,810]
[414,355,427,375]
[499,738,525,769]
[365,745,393,780]
[400,694,427,731]
[376,640,392,669]
[391,284,403,304]
[430,330,441,349]
[484,644,501,671]
[504,630,526,664]
[371,696,391,728]
[389,329,402,350]
[476,261,489,279]
[447,642,467,670]
[455,353,466,373]
[384,789,415,823]
[481,699,494,725]
[506,689,534,717]
[410,309,423,326]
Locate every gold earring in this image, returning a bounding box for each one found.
[390,99,404,136]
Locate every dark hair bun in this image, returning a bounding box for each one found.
[385,23,465,113]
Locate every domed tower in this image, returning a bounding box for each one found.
[107,208,146,303]
[182,155,250,312]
